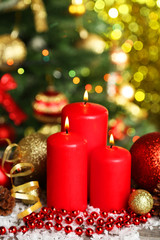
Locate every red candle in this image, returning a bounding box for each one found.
[61,91,108,162]
[90,134,131,211]
[47,117,87,211]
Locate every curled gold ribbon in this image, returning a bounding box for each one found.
[1,139,42,219]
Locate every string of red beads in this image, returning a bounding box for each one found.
[0,207,153,237]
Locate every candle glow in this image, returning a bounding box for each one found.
[83,90,88,103]
[109,134,114,146]
[65,116,69,133]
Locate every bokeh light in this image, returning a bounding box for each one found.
[95,85,103,93]
[85,84,92,92]
[7,59,14,66]
[17,68,25,74]
[135,90,145,102]
[108,8,118,18]
[120,85,134,99]
[73,77,80,84]
[42,49,49,56]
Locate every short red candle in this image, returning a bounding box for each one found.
[47,125,87,211]
[61,102,108,155]
[90,142,131,211]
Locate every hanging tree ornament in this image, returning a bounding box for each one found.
[0,74,27,125]
[68,0,86,16]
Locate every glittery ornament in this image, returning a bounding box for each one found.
[0,34,27,71]
[128,189,153,215]
[14,133,47,188]
[130,132,160,192]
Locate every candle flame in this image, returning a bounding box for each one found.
[83,90,88,102]
[109,134,114,145]
[65,116,69,132]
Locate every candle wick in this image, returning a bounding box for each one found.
[84,101,87,105]
[66,129,68,134]
[110,145,113,149]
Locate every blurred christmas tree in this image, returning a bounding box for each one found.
[0,0,159,149]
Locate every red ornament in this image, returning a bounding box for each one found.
[90,211,98,219]
[130,132,160,192]
[124,221,131,227]
[65,216,73,224]
[83,210,88,217]
[106,217,115,224]
[60,209,68,216]
[75,227,83,236]
[95,226,104,234]
[86,217,94,225]
[133,218,140,225]
[116,222,123,228]
[64,225,72,234]
[0,123,15,146]
[0,74,27,125]
[27,221,36,229]
[116,216,124,223]
[32,86,68,123]
[105,223,114,231]
[36,220,44,229]
[146,212,152,218]
[139,215,147,223]
[97,218,105,226]
[85,228,94,237]
[0,159,11,188]
[46,212,54,220]
[70,210,79,217]
[45,222,53,230]
[55,214,63,223]
[41,207,49,214]
[100,211,108,218]
[8,226,17,234]
[0,226,6,235]
[75,217,84,225]
[19,226,28,233]
[54,223,62,231]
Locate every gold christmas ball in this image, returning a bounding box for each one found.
[128,189,153,215]
[14,133,47,188]
[0,34,27,71]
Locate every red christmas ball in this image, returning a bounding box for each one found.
[0,159,11,188]
[130,132,160,192]
[45,222,53,230]
[9,226,17,234]
[0,123,15,146]
[64,225,72,234]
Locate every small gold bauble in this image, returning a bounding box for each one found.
[128,189,153,215]
[14,133,47,188]
[0,34,27,71]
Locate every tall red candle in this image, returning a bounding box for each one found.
[90,135,131,211]
[47,117,87,211]
[61,91,108,155]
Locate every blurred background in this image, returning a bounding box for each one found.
[0,0,159,149]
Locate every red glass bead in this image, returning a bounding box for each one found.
[23,215,30,223]
[124,221,131,227]
[97,218,105,226]
[9,226,17,234]
[116,216,124,223]
[70,210,79,217]
[41,207,49,214]
[75,227,83,236]
[105,223,114,231]
[86,228,94,237]
[130,212,137,218]
[46,212,54,220]
[146,212,152,218]
[75,217,83,225]
[124,214,131,222]
[150,209,154,215]
[0,227,6,235]
[140,215,147,223]
[106,217,115,223]
[131,188,136,192]
[31,212,36,218]
[36,220,44,229]
[112,210,117,214]
[45,222,53,230]
[36,213,41,219]
[19,226,28,233]
[86,217,94,225]
[65,216,73,224]
[27,221,36,229]
[90,211,98,219]
[133,218,140,225]
[55,214,63,223]
[121,209,127,214]
[116,222,123,228]
[54,223,62,231]
[96,226,104,234]
[101,211,108,218]
[83,210,88,218]
[64,225,73,234]
[61,209,68,216]
[51,207,57,214]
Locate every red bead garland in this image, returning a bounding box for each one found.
[0,206,154,237]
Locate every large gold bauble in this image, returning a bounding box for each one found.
[14,133,47,188]
[128,189,153,215]
[0,34,27,71]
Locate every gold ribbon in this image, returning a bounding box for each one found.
[1,139,42,219]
